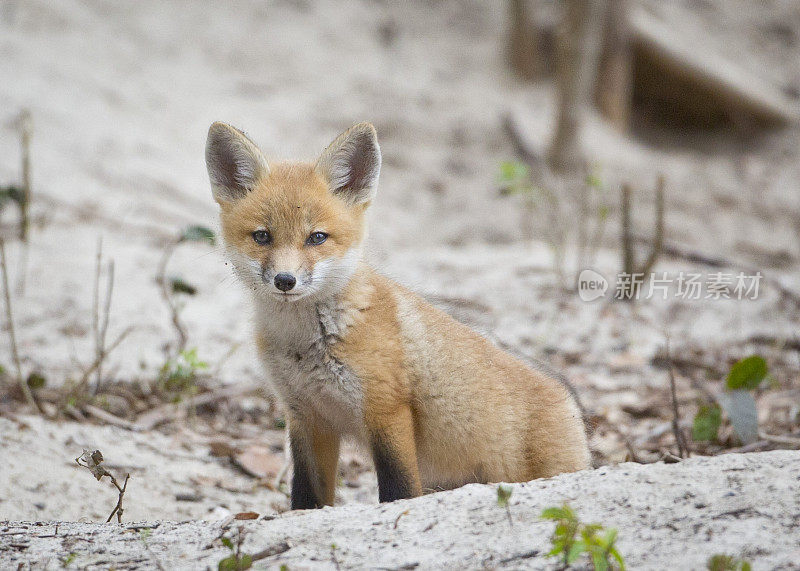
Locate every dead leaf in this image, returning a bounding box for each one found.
[622,399,665,419]
[234,511,259,520]
[76,449,108,481]
[233,445,284,479]
[209,439,239,457]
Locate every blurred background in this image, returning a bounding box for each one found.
[0,0,799,521]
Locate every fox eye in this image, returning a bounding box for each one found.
[252,230,272,245]
[306,231,328,246]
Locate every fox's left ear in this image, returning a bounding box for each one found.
[316,122,381,205]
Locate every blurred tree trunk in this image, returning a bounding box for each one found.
[507,0,540,80]
[548,0,607,173]
[595,0,632,132]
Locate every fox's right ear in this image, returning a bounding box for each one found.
[205,122,269,203]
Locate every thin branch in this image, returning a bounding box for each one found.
[82,404,137,431]
[74,326,134,392]
[89,239,116,396]
[746,334,800,352]
[18,109,32,242]
[0,240,39,411]
[92,238,102,392]
[600,418,648,463]
[93,254,115,395]
[501,112,541,166]
[620,176,665,299]
[132,384,254,431]
[621,182,633,275]
[639,174,664,276]
[157,240,188,352]
[106,473,130,523]
[717,440,772,455]
[758,432,800,448]
[99,259,115,382]
[330,543,341,571]
[251,542,291,562]
[666,338,689,459]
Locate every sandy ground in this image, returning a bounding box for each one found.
[0,0,799,548]
[1,0,799,385]
[3,451,799,570]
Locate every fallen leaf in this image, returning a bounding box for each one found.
[234,511,259,520]
[209,439,239,458]
[233,445,284,479]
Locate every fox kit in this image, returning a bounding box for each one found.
[206,121,590,509]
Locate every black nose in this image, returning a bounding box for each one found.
[274,273,296,292]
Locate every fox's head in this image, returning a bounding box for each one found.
[205,122,380,303]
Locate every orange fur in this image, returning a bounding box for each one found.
[207,121,591,506]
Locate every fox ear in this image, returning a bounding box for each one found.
[316,122,381,205]
[205,122,269,203]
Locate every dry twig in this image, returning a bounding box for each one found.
[75,449,130,523]
[746,334,800,352]
[599,418,648,463]
[251,541,291,562]
[665,339,689,459]
[620,176,664,299]
[1,239,39,411]
[74,326,134,393]
[157,240,188,352]
[91,239,116,394]
[502,112,541,166]
[18,109,32,242]
[758,432,800,448]
[132,384,254,431]
[82,404,137,430]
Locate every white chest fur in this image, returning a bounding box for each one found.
[254,297,365,436]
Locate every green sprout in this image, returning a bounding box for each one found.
[541,503,625,570]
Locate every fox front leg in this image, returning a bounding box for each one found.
[367,404,422,502]
[288,415,340,510]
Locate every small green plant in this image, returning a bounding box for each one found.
[541,504,625,570]
[496,483,513,507]
[707,554,752,571]
[498,160,534,196]
[497,483,514,525]
[577,524,625,571]
[158,224,217,352]
[541,504,581,567]
[180,225,216,245]
[692,403,722,442]
[692,355,769,444]
[497,160,610,290]
[159,347,208,400]
[218,527,252,571]
[59,552,77,567]
[330,543,341,570]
